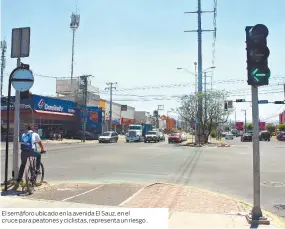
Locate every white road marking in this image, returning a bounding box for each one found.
[61,184,104,202]
[118,185,148,206]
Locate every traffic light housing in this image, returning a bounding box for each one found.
[236,99,246,102]
[274,101,285,104]
[245,24,270,86]
[224,101,228,111]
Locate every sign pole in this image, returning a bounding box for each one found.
[12,58,21,180]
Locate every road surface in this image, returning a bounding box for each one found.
[1,138,284,218]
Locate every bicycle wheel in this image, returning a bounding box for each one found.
[24,166,35,195]
[36,162,45,185]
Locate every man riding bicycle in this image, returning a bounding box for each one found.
[14,124,45,188]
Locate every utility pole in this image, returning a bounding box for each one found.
[79,75,91,143]
[184,0,215,144]
[1,40,7,96]
[105,82,117,131]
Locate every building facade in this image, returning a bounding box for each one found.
[134,111,151,124]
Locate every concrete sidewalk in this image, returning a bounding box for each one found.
[1,195,282,228]
[1,182,284,228]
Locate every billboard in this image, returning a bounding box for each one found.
[259,122,266,131]
[235,122,244,131]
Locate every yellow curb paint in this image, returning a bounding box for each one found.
[152,182,285,227]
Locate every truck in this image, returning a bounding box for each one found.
[125,123,152,142]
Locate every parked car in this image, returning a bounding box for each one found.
[168,133,182,143]
[144,131,160,143]
[180,132,187,141]
[158,132,165,141]
[221,132,228,137]
[241,133,252,142]
[277,131,285,141]
[259,130,270,141]
[99,131,119,143]
[225,133,234,140]
[74,131,96,140]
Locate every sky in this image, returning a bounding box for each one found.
[1,0,285,123]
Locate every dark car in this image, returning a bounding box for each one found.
[259,130,270,141]
[241,133,252,142]
[144,131,160,143]
[99,131,119,143]
[74,131,96,140]
[277,132,285,141]
[168,133,182,143]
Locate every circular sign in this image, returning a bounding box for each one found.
[11,68,34,92]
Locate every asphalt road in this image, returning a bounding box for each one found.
[1,138,284,218]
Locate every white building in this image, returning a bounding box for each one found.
[134,111,151,124]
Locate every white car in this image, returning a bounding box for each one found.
[180,132,187,141]
[225,133,234,140]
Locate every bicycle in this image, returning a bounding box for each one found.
[24,151,46,195]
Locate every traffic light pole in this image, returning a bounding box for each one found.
[247,86,269,224]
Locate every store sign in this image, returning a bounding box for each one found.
[33,95,76,114]
[37,99,64,112]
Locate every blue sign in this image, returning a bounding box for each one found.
[258,100,268,104]
[33,95,76,114]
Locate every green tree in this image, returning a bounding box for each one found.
[278,123,285,131]
[266,124,276,134]
[177,90,231,143]
[210,129,217,138]
[245,123,253,131]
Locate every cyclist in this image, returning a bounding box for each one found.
[14,124,45,188]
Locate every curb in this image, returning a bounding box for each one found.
[150,182,285,228]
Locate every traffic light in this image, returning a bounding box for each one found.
[153,110,158,117]
[245,24,270,86]
[224,101,228,111]
[274,101,285,104]
[236,99,246,102]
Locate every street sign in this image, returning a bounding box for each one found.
[121,105,127,111]
[228,100,233,109]
[236,99,246,102]
[11,27,31,58]
[274,101,285,104]
[11,66,34,92]
[258,100,268,104]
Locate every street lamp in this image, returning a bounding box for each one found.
[177,66,215,93]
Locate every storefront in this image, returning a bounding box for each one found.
[1,94,78,140]
[32,95,78,138]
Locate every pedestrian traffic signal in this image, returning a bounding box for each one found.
[274,101,285,104]
[236,99,246,102]
[245,24,270,86]
[224,101,228,111]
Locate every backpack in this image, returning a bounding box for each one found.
[21,131,34,151]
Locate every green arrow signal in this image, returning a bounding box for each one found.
[251,68,270,82]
